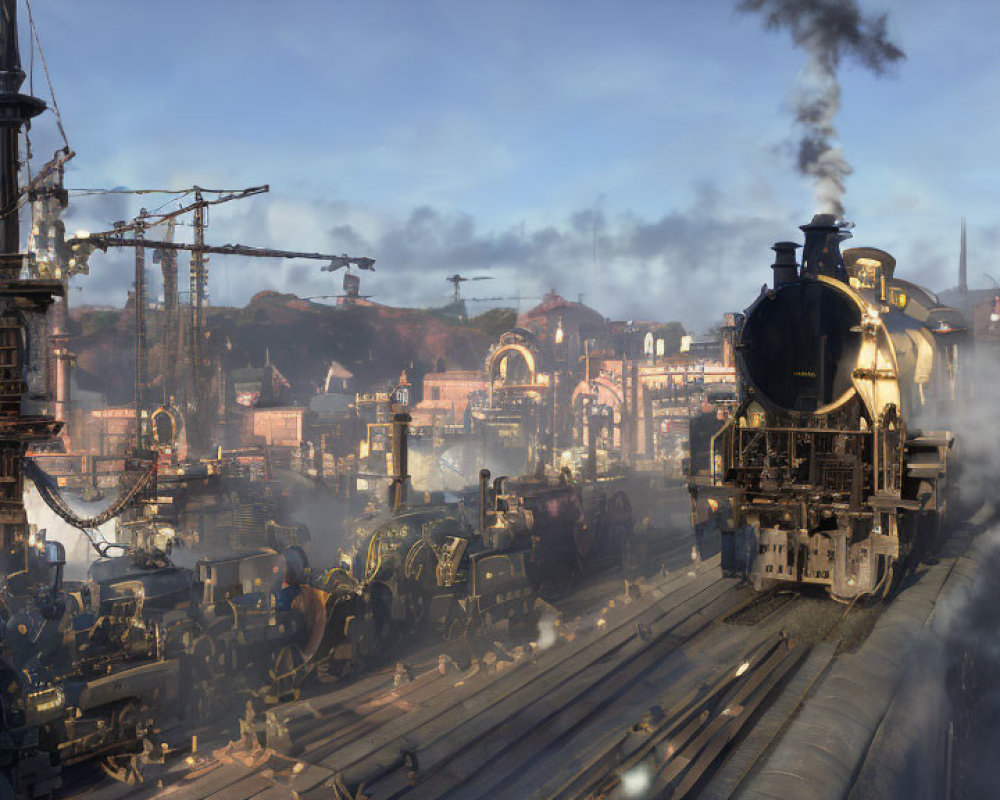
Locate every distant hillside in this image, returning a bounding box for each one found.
[70,293,511,405]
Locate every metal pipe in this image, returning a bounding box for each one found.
[771,241,800,287]
[799,214,846,281]
[54,339,68,422]
[479,468,491,532]
[391,411,410,512]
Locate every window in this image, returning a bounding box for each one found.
[431,387,441,401]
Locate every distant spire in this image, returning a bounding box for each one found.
[959,217,968,296]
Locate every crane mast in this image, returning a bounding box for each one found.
[68,219,374,453]
[158,218,178,404]
[190,188,205,406]
[133,216,146,451]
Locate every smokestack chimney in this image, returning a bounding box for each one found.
[799,214,848,282]
[390,411,410,512]
[959,217,968,298]
[770,242,800,287]
[479,468,491,532]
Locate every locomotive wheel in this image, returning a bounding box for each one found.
[113,701,145,746]
[101,753,142,785]
[353,585,394,667]
[266,644,306,703]
[403,542,437,634]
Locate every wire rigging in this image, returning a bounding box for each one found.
[67,188,195,197]
[25,0,70,150]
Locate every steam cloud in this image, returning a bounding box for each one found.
[318,189,785,326]
[738,0,905,216]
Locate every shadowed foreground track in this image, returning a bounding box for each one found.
[62,523,975,800]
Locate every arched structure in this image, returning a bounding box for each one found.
[571,376,623,451]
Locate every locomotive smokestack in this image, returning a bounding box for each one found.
[479,468,491,532]
[771,241,800,287]
[390,411,410,512]
[800,214,848,282]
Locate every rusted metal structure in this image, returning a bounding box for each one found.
[0,0,61,576]
[25,148,75,431]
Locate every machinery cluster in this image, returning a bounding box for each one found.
[0,419,635,797]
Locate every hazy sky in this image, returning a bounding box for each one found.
[21,0,1000,329]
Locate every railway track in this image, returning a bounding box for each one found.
[63,524,972,800]
[59,530,702,798]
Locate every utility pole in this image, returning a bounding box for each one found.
[157,218,178,404]
[134,215,146,451]
[190,188,205,406]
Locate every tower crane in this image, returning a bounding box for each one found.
[66,225,375,452]
[445,273,492,303]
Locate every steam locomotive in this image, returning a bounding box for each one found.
[0,541,335,796]
[314,467,634,660]
[0,464,634,796]
[709,214,963,601]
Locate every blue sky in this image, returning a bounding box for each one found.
[21,0,1000,329]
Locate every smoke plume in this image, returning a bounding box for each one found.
[738,0,905,216]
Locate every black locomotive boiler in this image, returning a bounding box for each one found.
[709,214,964,601]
